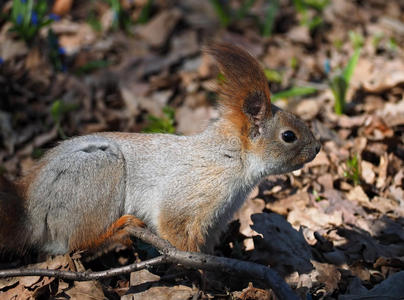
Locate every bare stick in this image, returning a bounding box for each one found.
[0,256,166,281]
[0,227,299,300]
[126,227,299,300]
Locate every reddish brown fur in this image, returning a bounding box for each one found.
[70,215,145,251]
[158,210,205,252]
[15,159,47,200]
[205,43,271,149]
[0,176,29,254]
[158,188,221,252]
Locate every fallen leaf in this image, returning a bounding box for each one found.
[130,269,160,286]
[64,281,106,300]
[266,190,309,215]
[360,160,376,184]
[287,26,311,44]
[234,282,271,300]
[235,193,265,240]
[136,9,182,48]
[0,36,28,61]
[123,285,196,300]
[346,185,369,205]
[52,0,74,16]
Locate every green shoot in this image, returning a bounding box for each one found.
[387,37,398,52]
[262,0,279,37]
[9,0,53,43]
[303,0,329,10]
[87,12,103,32]
[50,99,79,139]
[343,153,361,186]
[208,0,279,37]
[105,0,132,31]
[136,0,153,24]
[348,30,364,50]
[271,86,317,102]
[235,0,256,20]
[333,39,343,51]
[290,57,298,70]
[142,106,176,134]
[330,48,360,115]
[264,69,283,83]
[312,189,323,202]
[292,0,329,31]
[209,0,231,27]
[75,60,111,75]
[106,0,121,30]
[371,32,383,49]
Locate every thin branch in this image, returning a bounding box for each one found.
[0,227,299,300]
[0,255,166,281]
[126,227,299,300]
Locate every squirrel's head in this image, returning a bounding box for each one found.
[207,43,321,176]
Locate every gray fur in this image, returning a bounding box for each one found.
[27,136,126,253]
[21,105,319,255]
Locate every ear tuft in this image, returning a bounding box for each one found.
[205,43,271,135]
[243,91,265,117]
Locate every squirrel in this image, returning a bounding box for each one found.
[0,43,320,256]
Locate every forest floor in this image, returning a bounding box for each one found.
[0,0,403,299]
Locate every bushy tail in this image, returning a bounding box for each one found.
[0,176,29,256]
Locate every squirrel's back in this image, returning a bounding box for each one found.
[0,43,320,256]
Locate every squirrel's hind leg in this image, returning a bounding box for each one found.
[71,214,145,252]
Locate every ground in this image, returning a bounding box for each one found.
[0,0,403,299]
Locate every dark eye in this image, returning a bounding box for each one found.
[282,130,297,143]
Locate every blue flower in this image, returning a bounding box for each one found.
[324,59,331,75]
[16,14,23,25]
[113,11,119,21]
[31,12,38,26]
[21,0,27,3]
[58,47,66,55]
[0,57,4,65]
[49,13,61,21]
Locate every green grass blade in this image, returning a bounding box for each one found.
[271,86,317,101]
[209,0,231,27]
[24,0,34,28]
[342,48,360,84]
[11,0,21,23]
[262,0,279,37]
[137,0,153,24]
[330,75,346,115]
[236,0,256,20]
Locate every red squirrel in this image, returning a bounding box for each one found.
[0,44,320,255]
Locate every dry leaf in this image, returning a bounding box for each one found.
[64,281,106,300]
[136,9,182,48]
[52,0,74,16]
[123,285,196,300]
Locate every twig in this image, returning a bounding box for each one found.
[0,256,166,281]
[0,227,299,300]
[126,227,299,300]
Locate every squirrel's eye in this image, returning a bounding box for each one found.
[282,130,297,143]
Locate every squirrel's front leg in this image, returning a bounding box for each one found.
[158,209,206,252]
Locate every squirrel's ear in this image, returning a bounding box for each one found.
[206,43,271,136]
